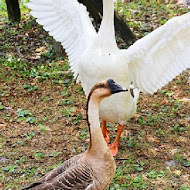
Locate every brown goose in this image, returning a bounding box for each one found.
[22,79,127,190]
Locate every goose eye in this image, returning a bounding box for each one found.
[100,84,105,88]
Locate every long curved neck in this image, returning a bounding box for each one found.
[86,95,108,153]
[97,0,117,49]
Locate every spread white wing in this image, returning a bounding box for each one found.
[124,13,190,94]
[27,0,97,79]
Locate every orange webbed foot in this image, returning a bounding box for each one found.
[101,120,110,144]
[108,124,124,156]
[102,128,110,144]
[108,143,118,156]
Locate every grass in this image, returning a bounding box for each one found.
[0,0,190,189]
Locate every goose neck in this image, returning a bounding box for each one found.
[97,0,117,48]
[87,95,108,153]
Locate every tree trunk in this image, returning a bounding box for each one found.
[78,0,136,46]
[54,40,62,53]
[5,0,21,23]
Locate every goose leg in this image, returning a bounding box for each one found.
[101,120,110,143]
[108,125,123,156]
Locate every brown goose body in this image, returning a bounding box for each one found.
[22,79,126,190]
[23,153,115,190]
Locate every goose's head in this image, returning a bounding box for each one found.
[88,79,128,101]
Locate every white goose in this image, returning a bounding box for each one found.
[27,0,190,156]
[22,79,126,190]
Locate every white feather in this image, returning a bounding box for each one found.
[125,13,190,94]
[26,0,96,78]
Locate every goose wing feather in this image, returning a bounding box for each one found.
[124,13,190,94]
[26,0,96,79]
[22,154,93,190]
